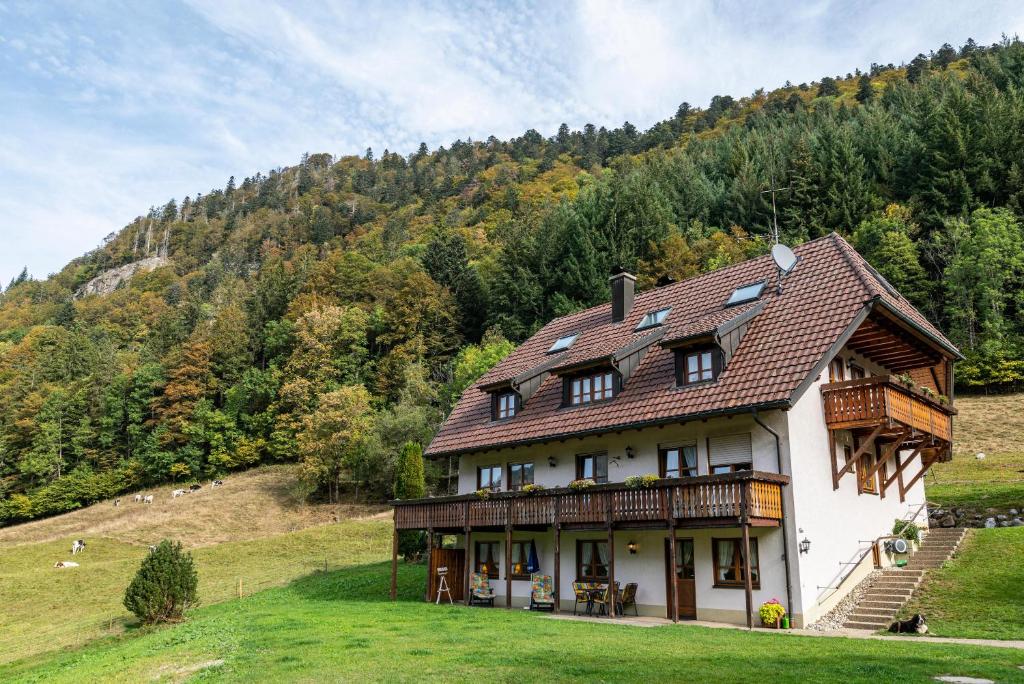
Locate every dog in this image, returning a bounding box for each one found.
[189,483,201,492]
[143,495,153,504]
[172,489,187,498]
[71,539,86,555]
[888,614,928,634]
[134,494,143,503]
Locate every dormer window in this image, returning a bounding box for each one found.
[635,307,671,331]
[565,370,617,406]
[726,280,765,307]
[675,347,721,386]
[491,391,519,421]
[548,333,579,354]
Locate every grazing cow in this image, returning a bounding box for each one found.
[211,479,224,487]
[148,545,157,553]
[172,489,187,498]
[134,494,143,503]
[54,561,80,568]
[143,495,153,504]
[71,539,86,555]
[189,483,201,492]
[976,452,986,460]
[114,498,121,507]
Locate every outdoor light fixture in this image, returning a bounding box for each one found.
[625,446,635,459]
[627,540,638,555]
[799,538,811,554]
[548,456,557,468]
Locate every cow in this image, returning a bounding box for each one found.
[172,489,187,498]
[71,539,86,555]
[211,479,224,487]
[149,545,157,553]
[54,561,79,568]
[134,494,143,503]
[143,495,153,504]
[114,498,121,507]
[189,483,201,492]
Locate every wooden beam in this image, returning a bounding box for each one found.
[837,424,884,481]
[505,525,513,609]
[742,523,754,629]
[390,527,399,601]
[554,523,561,614]
[901,449,942,495]
[464,527,472,606]
[607,525,616,618]
[884,442,924,498]
[424,529,434,602]
[668,487,679,623]
[828,429,839,491]
[864,429,911,481]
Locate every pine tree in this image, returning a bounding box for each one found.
[855,74,874,103]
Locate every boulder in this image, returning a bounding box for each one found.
[984,517,997,529]
[939,514,957,528]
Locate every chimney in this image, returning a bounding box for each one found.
[609,267,636,323]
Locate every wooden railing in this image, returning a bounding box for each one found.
[393,471,788,531]
[821,376,954,442]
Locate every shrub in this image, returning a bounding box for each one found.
[399,530,427,562]
[123,540,199,624]
[759,599,786,625]
[625,474,660,489]
[568,478,596,491]
[893,519,920,543]
[520,483,545,494]
[475,488,491,499]
[393,442,426,500]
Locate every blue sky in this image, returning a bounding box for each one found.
[1,1,1023,287]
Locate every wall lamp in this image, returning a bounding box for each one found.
[799,538,811,555]
[625,446,635,459]
[627,540,638,555]
[548,456,558,468]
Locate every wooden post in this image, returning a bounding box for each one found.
[505,524,513,609]
[667,529,678,623]
[553,496,561,614]
[464,528,472,606]
[390,527,398,601]
[424,529,434,602]
[742,523,753,629]
[607,525,616,618]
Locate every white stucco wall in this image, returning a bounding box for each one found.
[785,354,928,625]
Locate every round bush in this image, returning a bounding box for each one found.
[123,539,199,624]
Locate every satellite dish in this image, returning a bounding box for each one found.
[771,243,799,275]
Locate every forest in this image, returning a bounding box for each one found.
[1,38,1023,523]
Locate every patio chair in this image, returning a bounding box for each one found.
[529,573,555,611]
[469,572,495,607]
[571,581,597,615]
[616,582,638,616]
[592,582,620,617]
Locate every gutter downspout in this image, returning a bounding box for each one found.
[752,407,794,622]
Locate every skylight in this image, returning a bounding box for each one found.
[548,333,579,353]
[635,307,671,331]
[726,280,766,307]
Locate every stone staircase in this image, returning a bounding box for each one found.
[842,528,967,630]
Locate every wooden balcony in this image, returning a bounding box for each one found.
[821,376,954,443]
[393,471,789,532]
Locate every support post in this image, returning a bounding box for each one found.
[464,527,472,606]
[424,529,434,602]
[390,527,399,601]
[828,429,838,490]
[607,525,616,618]
[742,523,753,630]
[837,424,884,482]
[553,497,561,614]
[667,487,678,623]
[505,524,513,609]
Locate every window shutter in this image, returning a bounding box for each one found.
[708,433,752,467]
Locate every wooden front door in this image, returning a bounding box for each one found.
[665,537,696,619]
[428,547,465,603]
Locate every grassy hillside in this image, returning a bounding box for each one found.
[0,465,390,665]
[927,394,1024,512]
[4,563,1024,683]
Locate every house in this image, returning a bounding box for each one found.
[389,233,959,627]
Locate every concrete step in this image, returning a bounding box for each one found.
[863,591,913,601]
[843,619,890,630]
[860,600,905,610]
[849,607,898,618]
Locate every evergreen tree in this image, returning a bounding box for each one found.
[855,74,874,103]
[393,441,425,500]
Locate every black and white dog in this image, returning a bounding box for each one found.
[71,539,86,555]
[889,614,928,634]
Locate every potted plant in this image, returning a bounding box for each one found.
[475,488,491,500]
[624,474,660,489]
[521,483,545,495]
[568,478,596,491]
[759,599,786,628]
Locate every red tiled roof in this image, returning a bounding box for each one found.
[426,234,959,457]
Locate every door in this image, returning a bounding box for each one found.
[664,538,697,619]
[428,547,465,603]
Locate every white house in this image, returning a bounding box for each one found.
[390,233,959,628]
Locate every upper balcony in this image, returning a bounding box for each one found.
[821,375,954,443]
[393,470,789,532]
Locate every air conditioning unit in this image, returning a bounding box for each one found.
[884,538,909,554]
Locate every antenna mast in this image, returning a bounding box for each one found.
[761,171,790,245]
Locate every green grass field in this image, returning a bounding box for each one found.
[3,562,1024,684]
[902,528,1024,640]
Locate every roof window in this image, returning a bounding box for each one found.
[725,280,765,307]
[548,332,579,354]
[635,307,671,331]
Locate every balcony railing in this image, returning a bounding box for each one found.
[821,376,954,442]
[393,471,788,531]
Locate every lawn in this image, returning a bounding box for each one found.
[902,528,1024,640]
[0,516,393,665]
[3,563,1024,683]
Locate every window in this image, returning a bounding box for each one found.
[576,452,608,483]
[660,444,698,478]
[635,307,671,331]
[576,540,609,582]
[568,370,616,405]
[859,453,878,494]
[849,364,865,380]
[475,541,500,579]
[726,280,765,306]
[548,333,579,354]
[708,433,752,474]
[675,538,695,580]
[494,391,518,420]
[829,358,845,383]
[477,465,502,491]
[712,538,760,588]
[679,348,717,385]
[509,540,534,580]
[508,462,534,491]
